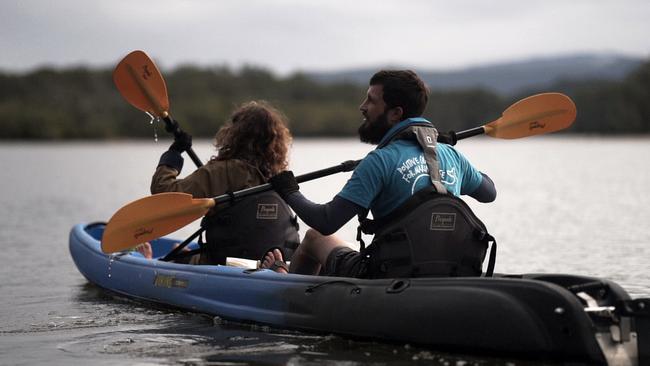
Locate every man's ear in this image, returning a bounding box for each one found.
[388,106,404,123]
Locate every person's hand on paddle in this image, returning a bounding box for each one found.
[270,171,299,200]
[169,129,193,153]
[157,120,192,172]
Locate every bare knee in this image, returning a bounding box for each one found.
[298,229,323,257]
[303,228,325,245]
[300,228,346,264]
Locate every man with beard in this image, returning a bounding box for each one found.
[263,70,496,277]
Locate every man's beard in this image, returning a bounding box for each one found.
[358,111,392,145]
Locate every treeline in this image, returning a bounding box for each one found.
[1,60,649,139]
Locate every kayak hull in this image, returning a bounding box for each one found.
[69,222,647,365]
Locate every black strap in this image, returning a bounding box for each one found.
[166,248,202,261]
[356,186,437,250]
[360,186,439,236]
[290,214,300,230]
[160,226,204,262]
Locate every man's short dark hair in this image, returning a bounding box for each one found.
[369,70,429,118]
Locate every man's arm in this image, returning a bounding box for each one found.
[270,153,381,235]
[469,172,496,203]
[284,192,365,235]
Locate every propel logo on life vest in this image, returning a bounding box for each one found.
[256,204,279,220]
[430,213,456,231]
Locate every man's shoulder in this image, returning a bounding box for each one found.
[362,141,414,165]
[435,143,462,160]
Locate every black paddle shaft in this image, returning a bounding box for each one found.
[212,159,361,206]
[199,124,488,206]
[163,116,204,168]
[207,124,485,207]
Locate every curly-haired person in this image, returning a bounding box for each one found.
[147,101,300,266]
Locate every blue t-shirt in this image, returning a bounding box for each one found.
[338,139,483,219]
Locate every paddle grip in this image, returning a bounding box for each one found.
[455,126,486,140]
[163,116,203,168]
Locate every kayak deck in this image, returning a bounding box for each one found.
[69,222,649,365]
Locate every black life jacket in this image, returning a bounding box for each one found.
[357,120,496,278]
[199,191,300,265]
[359,186,496,278]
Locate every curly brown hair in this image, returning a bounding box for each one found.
[213,101,292,179]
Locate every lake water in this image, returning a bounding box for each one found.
[1,137,649,365]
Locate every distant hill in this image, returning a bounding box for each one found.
[306,53,644,95]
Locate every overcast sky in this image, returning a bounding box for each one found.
[2,0,649,75]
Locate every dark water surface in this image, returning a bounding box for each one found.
[1,137,649,365]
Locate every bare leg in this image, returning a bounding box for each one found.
[289,229,349,275]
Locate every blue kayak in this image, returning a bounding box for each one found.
[69,222,649,365]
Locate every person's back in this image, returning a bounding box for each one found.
[152,158,266,198]
[338,137,488,221]
[263,70,496,278]
[349,118,496,278]
[151,101,300,265]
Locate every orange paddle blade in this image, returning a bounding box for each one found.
[484,93,577,139]
[101,192,214,253]
[113,50,170,117]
